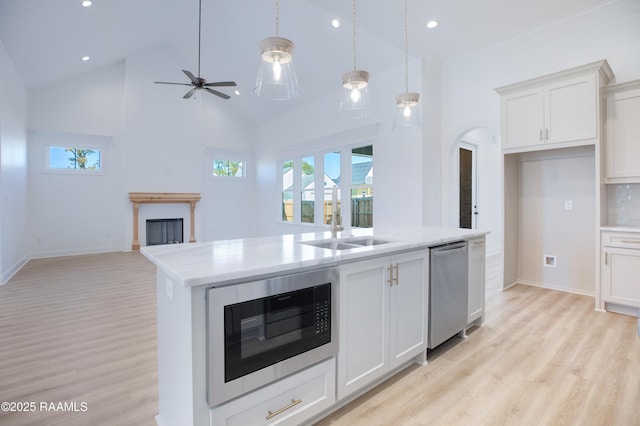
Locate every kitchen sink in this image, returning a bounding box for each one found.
[346,237,391,246]
[299,237,392,251]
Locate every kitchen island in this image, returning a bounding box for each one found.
[142,226,488,426]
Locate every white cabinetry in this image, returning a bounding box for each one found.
[601,232,640,308]
[210,358,335,426]
[604,80,640,183]
[468,237,486,326]
[337,250,428,400]
[497,60,613,153]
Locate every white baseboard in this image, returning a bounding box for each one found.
[29,245,126,260]
[1,254,30,285]
[516,279,595,297]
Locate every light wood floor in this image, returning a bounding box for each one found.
[1,253,639,426]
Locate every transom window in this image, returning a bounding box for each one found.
[213,159,245,177]
[48,147,101,171]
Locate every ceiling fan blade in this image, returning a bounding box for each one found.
[204,87,231,100]
[154,81,192,86]
[182,70,199,85]
[183,88,197,99]
[204,81,237,87]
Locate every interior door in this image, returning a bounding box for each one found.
[459,142,477,229]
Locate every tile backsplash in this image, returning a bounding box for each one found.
[607,184,640,226]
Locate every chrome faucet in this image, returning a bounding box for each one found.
[330,185,343,238]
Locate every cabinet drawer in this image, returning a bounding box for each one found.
[602,231,640,249]
[210,358,336,426]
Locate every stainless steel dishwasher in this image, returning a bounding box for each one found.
[428,241,469,349]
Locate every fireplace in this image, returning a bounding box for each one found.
[146,218,183,246]
[128,192,201,251]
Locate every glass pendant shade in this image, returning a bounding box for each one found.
[393,92,422,128]
[339,70,373,119]
[255,37,300,100]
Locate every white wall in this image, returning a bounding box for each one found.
[28,62,126,257]
[440,0,640,257]
[253,59,423,237]
[122,47,256,245]
[0,41,29,283]
[517,149,596,295]
[24,46,256,257]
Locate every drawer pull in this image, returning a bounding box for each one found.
[266,398,302,420]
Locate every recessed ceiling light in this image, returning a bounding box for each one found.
[82,56,90,61]
[427,20,438,29]
[81,1,92,7]
[331,19,340,29]
[234,90,240,96]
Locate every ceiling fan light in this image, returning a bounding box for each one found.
[393,92,422,128]
[255,37,300,100]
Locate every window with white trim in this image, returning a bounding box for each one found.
[280,144,373,228]
[213,159,245,177]
[48,146,102,171]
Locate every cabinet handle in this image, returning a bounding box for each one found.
[620,240,640,245]
[605,252,608,265]
[387,264,399,286]
[266,398,302,420]
[540,129,543,141]
[546,128,549,140]
[394,263,399,286]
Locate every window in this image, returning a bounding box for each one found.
[351,146,373,228]
[213,159,245,177]
[324,151,341,225]
[301,156,315,223]
[49,147,101,171]
[279,144,373,228]
[282,160,293,222]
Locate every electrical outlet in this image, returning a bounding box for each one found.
[165,277,174,300]
[544,255,557,268]
[564,200,573,210]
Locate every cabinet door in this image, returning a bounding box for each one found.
[468,238,486,325]
[337,257,390,400]
[501,88,544,149]
[602,247,640,307]
[388,250,428,370]
[544,74,597,144]
[605,88,640,180]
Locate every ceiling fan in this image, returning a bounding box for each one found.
[154,0,236,99]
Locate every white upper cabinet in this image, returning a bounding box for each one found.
[604,80,640,183]
[497,60,614,153]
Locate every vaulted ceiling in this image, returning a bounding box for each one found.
[0,0,613,124]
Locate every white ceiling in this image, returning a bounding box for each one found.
[0,0,614,124]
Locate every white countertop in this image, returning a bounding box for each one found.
[601,226,640,233]
[141,226,489,287]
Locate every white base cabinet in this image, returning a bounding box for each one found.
[210,358,335,426]
[602,232,640,308]
[468,237,486,326]
[337,250,429,400]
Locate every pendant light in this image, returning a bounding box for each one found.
[338,0,373,119]
[393,0,422,128]
[255,0,300,100]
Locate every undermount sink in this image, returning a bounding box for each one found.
[299,237,392,251]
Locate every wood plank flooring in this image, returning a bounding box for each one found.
[0,253,157,426]
[1,253,639,425]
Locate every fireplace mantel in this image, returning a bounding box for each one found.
[129,192,201,251]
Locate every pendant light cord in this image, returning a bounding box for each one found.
[275,0,280,37]
[352,0,357,70]
[403,0,408,93]
[197,0,202,77]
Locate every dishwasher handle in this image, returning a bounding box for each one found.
[431,243,467,256]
